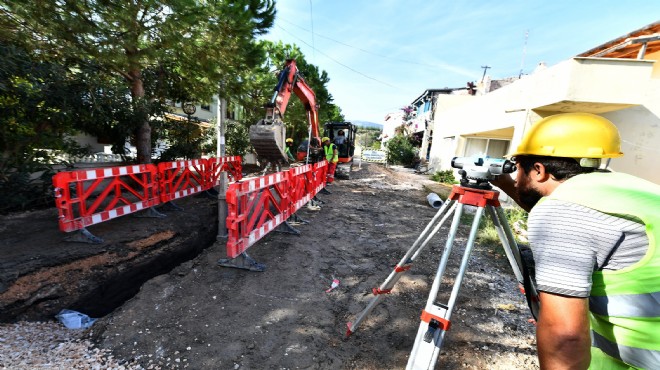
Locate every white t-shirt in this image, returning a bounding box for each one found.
[527,199,648,298]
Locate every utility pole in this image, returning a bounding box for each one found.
[519,30,529,78]
[480,65,491,83]
[216,90,228,239]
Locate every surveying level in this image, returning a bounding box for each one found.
[451,156,516,189]
[346,184,538,370]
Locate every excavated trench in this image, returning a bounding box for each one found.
[0,195,221,323]
[74,225,218,319]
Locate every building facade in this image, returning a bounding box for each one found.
[428,21,660,185]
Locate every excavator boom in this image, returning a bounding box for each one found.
[249,59,320,164]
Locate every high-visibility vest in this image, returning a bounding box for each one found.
[324,143,338,163]
[284,146,294,160]
[546,172,660,369]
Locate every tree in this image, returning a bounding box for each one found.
[1,0,275,163]
[0,42,113,212]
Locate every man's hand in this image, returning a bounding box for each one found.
[536,292,591,370]
[490,174,531,212]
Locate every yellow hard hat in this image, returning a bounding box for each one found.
[321,137,330,142]
[509,113,623,159]
[286,138,293,143]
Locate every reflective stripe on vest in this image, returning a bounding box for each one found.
[590,292,660,317]
[592,330,660,369]
[547,172,660,368]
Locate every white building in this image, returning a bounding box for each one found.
[428,21,660,185]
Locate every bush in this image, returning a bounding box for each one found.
[477,206,528,249]
[385,135,418,167]
[430,170,456,184]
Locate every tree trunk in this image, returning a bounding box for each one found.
[129,69,151,164]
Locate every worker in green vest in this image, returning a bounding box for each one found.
[493,113,659,369]
[322,136,338,183]
[284,138,295,162]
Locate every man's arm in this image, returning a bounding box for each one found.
[536,292,591,370]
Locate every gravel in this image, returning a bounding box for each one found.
[0,321,141,370]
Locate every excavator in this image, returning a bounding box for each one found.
[249,59,322,165]
[324,121,358,179]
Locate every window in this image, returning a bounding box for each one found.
[201,103,210,111]
[464,138,510,158]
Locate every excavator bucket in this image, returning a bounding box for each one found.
[249,119,288,164]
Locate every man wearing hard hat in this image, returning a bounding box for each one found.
[322,137,339,184]
[284,138,295,162]
[494,113,659,369]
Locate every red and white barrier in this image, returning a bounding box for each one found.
[53,164,159,232]
[158,159,207,202]
[225,161,328,258]
[52,156,242,233]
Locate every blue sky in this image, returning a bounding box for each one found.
[262,1,659,125]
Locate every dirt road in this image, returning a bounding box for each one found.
[90,162,538,369]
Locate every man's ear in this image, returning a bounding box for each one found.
[532,162,552,182]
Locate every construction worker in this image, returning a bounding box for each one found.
[322,136,339,183]
[492,113,660,369]
[284,138,295,162]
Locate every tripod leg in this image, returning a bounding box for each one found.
[488,205,540,318]
[407,205,485,370]
[486,205,524,283]
[346,200,457,337]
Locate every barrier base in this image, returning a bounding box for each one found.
[276,221,301,235]
[158,201,184,212]
[287,213,309,226]
[63,228,104,244]
[218,252,266,272]
[135,207,167,218]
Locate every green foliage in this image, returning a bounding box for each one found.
[477,206,528,249]
[155,118,214,161]
[386,135,418,167]
[3,0,276,163]
[430,170,457,184]
[225,121,252,157]
[356,127,382,149]
[0,42,92,212]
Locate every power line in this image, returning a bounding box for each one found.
[277,17,448,70]
[276,24,404,90]
[308,0,315,62]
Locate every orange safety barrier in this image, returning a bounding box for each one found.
[225,171,291,258]
[207,156,243,186]
[225,161,328,258]
[53,156,242,234]
[157,159,207,203]
[53,164,160,232]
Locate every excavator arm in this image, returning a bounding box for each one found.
[249,59,321,164]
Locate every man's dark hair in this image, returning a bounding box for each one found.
[515,156,596,181]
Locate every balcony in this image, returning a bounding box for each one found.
[526,57,655,114]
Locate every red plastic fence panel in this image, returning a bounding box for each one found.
[287,164,317,214]
[224,162,329,258]
[158,159,208,202]
[225,171,291,258]
[207,156,243,185]
[313,160,328,192]
[52,164,160,232]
